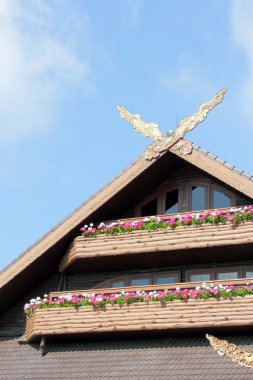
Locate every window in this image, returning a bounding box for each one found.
[130,278,151,286]
[189,273,211,282]
[165,189,179,214]
[217,272,238,280]
[141,198,158,217]
[154,274,179,284]
[97,271,180,289]
[136,181,235,218]
[111,281,125,288]
[186,268,241,282]
[212,190,231,209]
[191,186,205,211]
[190,184,234,211]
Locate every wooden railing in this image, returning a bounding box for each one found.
[48,277,253,302]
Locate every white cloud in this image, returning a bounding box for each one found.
[230,0,253,118]
[0,0,91,146]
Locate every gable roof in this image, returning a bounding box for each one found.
[1,138,253,315]
[1,335,253,380]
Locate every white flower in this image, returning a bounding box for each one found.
[226,288,231,292]
[143,217,150,222]
[85,225,88,228]
[36,297,41,301]
[176,287,180,291]
[90,223,94,227]
[195,286,200,291]
[82,292,89,297]
[44,294,48,298]
[88,227,92,231]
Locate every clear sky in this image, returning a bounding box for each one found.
[1,0,253,270]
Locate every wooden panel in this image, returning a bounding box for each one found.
[25,296,253,342]
[59,222,253,272]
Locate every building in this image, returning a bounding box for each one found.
[1,130,253,379]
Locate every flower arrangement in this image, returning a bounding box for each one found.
[80,205,253,238]
[24,282,253,318]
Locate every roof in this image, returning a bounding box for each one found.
[1,335,253,379]
[1,138,253,315]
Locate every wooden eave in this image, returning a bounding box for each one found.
[1,139,253,315]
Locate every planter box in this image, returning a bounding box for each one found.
[25,296,253,342]
[59,222,253,272]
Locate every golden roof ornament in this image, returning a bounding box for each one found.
[117,88,227,160]
[206,334,253,369]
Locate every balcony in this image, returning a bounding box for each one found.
[25,278,253,342]
[59,208,253,272]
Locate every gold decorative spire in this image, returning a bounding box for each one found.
[117,88,227,160]
[206,334,253,369]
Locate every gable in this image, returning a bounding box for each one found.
[1,139,253,316]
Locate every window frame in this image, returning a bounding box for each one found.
[97,271,181,289]
[135,183,182,217]
[188,182,236,211]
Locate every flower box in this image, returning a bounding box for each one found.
[59,221,253,272]
[25,296,253,342]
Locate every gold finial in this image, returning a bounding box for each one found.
[117,88,227,160]
[206,334,253,369]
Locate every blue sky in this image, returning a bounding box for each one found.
[1,0,253,270]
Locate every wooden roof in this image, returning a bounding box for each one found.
[1,138,253,315]
[1,335,253,379]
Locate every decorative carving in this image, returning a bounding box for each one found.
[206,334,253,369]
[117,88,227,160]
[169,140,193,156]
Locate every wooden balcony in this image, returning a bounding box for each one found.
[25,279,253,342]
[59,218,253,273]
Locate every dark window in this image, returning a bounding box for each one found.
[191,186,205,211]
[141,198,158,216]
[213,190,231,208]
[190,274,211,282]
[155,275,178,284]
[111,281,125,288]
[165,189,179,214]
[130,278,151,286]
[217,272,238,280]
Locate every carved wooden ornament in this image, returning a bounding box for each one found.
[206,334,253,369]
[117,88,227,160]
